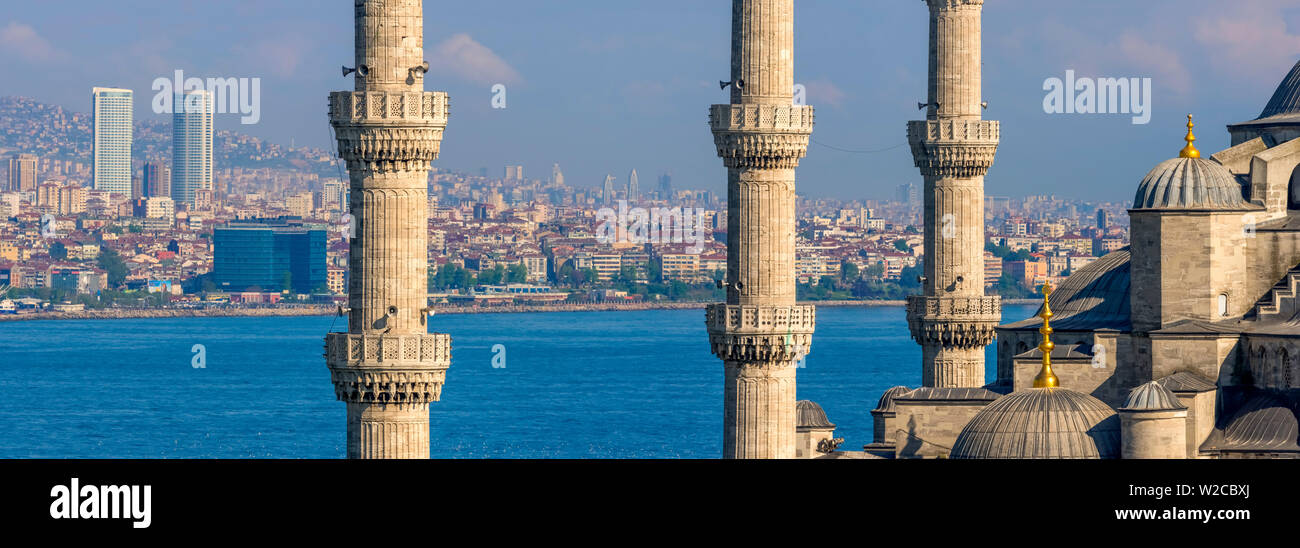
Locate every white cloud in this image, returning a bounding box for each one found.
[0,22,65,63]
[803,79,848,108]
[427,34,522,86]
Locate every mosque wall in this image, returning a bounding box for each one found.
[1149,334,1240,388]
[891,400,991,459]
[1121,409,1188,459]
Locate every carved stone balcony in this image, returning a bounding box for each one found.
[329,91,449,172]
[710,104,815,169]
[324,332,452,406]
[706,303,816,362]
[907,119,1000,178]
[905,295,1001,349]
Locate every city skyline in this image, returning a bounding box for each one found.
[3,1,1298,201]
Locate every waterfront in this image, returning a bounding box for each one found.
[0,304,1038,458]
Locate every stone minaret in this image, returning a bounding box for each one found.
[905,0,1001,388]
[705,0,815,459]
[324,0,451,459]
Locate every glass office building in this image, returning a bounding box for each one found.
[213,218,327,294]
[172,90,213,207]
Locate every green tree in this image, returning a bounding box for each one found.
[281,270,293,294]
[647,258,663,284]
[506,263,528,284]
[865,263,885,280]
[894,239,911,253]
[96,249,129,288]
[840,261,859,284]
[49,241,67,260]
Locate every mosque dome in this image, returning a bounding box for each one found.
[1133,115,1249,210]
[796,400,835,429]
[873,386,912,413]
[950,388,1121,459]
[1120,381,1185,412]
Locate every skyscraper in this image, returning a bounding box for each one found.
[627,169,639,202]
[213,219,327,294]
[172,90,213,207]
[1097,208,1110,230]
[602,174,616,205]
[6,154,37,192]
[550,163,564,186]
[705,0,815,459]
[905,0,1001,388]
[142,162,170,198]
[91,87,133,194]
[325,0,453,460]
[658,173,673,199]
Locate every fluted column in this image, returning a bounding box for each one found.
[707,0,813,459]
[326,0,451,459]
[906,0,1000,388]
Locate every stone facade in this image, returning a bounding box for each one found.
[906,0,1001,388]
[706,0,813,459]
[325,0,451,459]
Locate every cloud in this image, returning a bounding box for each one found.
[803,79,848,108]
[1116,32,1193,96]
[1193,2,1300,83]
[427,34,522,86]
[0,22,65,63]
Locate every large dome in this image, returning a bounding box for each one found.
[1133,157,1248,210]
[950,388,1120,459]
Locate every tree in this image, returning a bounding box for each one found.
[281,271,294,294]
[478,264,506,286]
[647,258,663,284]
[506,263,528,284]
[840,261,859,284]
[865,263,885,280]
[894,239,911,253]
[49,241,67,260]
[96,249,129,288]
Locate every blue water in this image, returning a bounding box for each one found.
[0,305,1038,458]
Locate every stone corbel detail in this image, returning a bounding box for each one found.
[706,303,816,362]
[907,119,999,178]
[905,295,1000,348]
[324,332,451,405]
[711,104,814,169]
[330,91,449,173]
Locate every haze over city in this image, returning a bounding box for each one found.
[3,0,1298,200]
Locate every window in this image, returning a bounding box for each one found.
[1218,293,1229,317]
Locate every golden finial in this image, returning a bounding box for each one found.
[1179,114,1200,159]
[1033,280,1060,389]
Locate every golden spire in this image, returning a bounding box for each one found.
[1179,114,1200,159]
[1033,280,1060,389]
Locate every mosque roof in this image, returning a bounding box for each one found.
[1201,388,1300,454]
[1132,157,1251,210]
[872,386,912,413]
[1001,248,1131,332]
[1120,382,1186,411]
[1231,59,1300,127]
[892,387,1004,403]
[1155,371,1217,393]
[796,400,835,429]
[950,388,1121,459]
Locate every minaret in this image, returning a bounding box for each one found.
[705,0,815,459]
[905,0,1001,388]
[324,0,452,459]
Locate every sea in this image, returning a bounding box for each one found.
[0,304,1038,458]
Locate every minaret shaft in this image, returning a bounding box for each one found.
[326,0,451,460]
[707,0,814,459]
[906,0,1000,388]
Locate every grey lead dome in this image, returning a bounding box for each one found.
[1133,157,1249,210]
[950,388,1121,459]
[1121,381,1186,411]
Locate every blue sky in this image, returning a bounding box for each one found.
[2,0,1300,201]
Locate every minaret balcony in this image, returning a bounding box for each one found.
[905,295,1001,348]
[706,303,816,362]
[710,104,814,169]
[907,119,1000,178]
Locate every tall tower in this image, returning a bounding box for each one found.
[172,90,213,207]
[627,169,639,202]
[91,87,133,195]
[905,0,1001,387]
[705,0,815,459]
[324,0,452,459]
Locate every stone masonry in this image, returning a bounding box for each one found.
[706,0,815,459]
[906,0,1001,388]
[324,0,451,459]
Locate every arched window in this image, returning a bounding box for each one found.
[1290,165,1300,210]
[1218,294,1229,317]
[1283,348,1294,389]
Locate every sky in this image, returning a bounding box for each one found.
[2,0,1300,202]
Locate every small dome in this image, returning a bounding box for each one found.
[951,388,1120,459]
[1121,382,1186,411]
[873,386,911,413]
[1133,157,1248,210]
[796,400,835,429]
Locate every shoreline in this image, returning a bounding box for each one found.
[0,298,1042,323]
